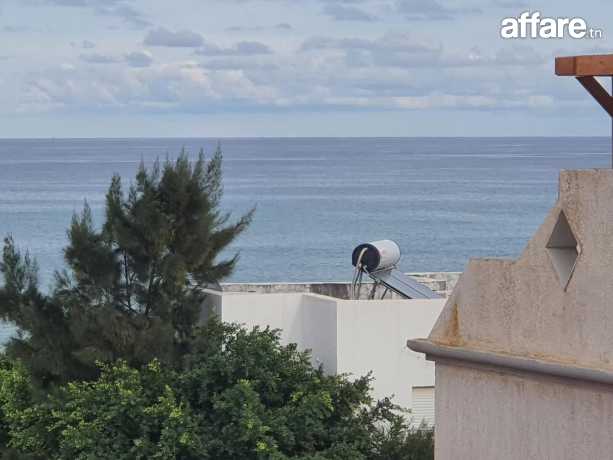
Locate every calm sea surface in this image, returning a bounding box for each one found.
[0,137,610,340]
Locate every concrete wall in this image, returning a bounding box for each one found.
[221,271,460,299]
[435,362,613,460]
[204,291,445,413]
[335,299,443,408]
[408,170,613,458]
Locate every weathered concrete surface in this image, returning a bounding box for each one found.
[430,170,613,369]
[435,363,613,460]
[221,272,460,299]
[408,170,613,458]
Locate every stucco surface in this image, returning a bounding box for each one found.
[335,298,445,408]
[430,170,613,370]
[435,363,613,460]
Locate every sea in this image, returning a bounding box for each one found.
[0,137,610,341]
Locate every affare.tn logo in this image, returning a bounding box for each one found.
[500,11,603,39]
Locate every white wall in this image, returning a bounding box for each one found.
[203,291,444,414]
[205,292,339,373]
[335,299,445,409]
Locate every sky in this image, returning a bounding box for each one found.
[0,0,611,137]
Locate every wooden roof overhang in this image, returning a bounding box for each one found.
[556,54,613,117]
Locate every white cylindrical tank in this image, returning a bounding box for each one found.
[351,240,401,272]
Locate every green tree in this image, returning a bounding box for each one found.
[0,321,434,460]
[0,149,253,386]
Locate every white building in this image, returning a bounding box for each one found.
[203,290,444,426]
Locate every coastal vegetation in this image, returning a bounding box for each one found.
[0,150,433,459]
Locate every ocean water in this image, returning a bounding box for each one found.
[1,137,611,283]
[0,137,610,340]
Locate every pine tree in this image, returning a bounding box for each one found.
[0,148,253,385]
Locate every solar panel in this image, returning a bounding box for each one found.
[368,268,441,299]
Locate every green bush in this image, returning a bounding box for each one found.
[0,321,433,460]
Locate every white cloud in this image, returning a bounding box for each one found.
[492,0,529,8]
[226,23,293,32]
[40,0,149,28]
[5,2,608,124]
[322,4,377,21]
[301,33,445,68]
[3,25,28,32]
[144,27,204,47]
[196,40,273,56]
[2,0,611,136]
[395,0,481,20]
[79,53,120,64]
[125,50,153,67]
[18,60,278,113]
[11,27,567,119]
[79,50,153,67]
[97,4,149,28]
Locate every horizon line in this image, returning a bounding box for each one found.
[0,135,610,141]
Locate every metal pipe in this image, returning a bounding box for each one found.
[407,339,613,386]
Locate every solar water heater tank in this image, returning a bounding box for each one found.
[351,239,440,299]
[351,239,401,272]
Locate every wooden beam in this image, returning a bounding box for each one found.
[556,55,613,77]
[576,76,613,117]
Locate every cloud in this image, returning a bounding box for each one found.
[196,41,273,56]
[19,61,278,113]
[225,23,293,32]
[300,33,548,72]
[202,59,279,71]
[79,53,120,64]
[125,50,153,68]
[43,0,123,5]
[395,0,481,20]
[301,33,444,68]
[16,42,560,117]
[79,50,153,67]
[322,4,377,21]
[3,25,28,32]
[492,46,543,66]
[72,40,96,49]
[4,0,609,127]
[144,27,204,47]
[98,4,150,28]
[41,0,149,28]
[492,0,529,7]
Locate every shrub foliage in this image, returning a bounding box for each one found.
[0,321,433,460]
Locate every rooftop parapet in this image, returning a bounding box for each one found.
[410,170,613,381]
